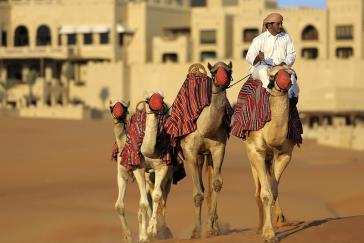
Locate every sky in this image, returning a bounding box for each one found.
[277,0,327,8]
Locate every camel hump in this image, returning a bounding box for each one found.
[188,63,207,77]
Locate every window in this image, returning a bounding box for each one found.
[243,28,259,42]
[191,0,206,7]
[301,48,318,59]
[223,0,238,6]
[100,33,109,44]
[336,47,353,59]
[118,33,124,46]
[200,51,216,61]
[302,25,318,41]
[67,34,76,45]
[7,63,23,81]
[200,30,216,44]
[336,25,353,40]
[241,49,248,59]
[1,31,7,46]
[162,53,178,63]
[14,25,29,46]
[36,25,52,46]
[83,33,93,45]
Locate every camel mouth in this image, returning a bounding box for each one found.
[275,69,291,91]
[147,93,164,112]
[111,101,126,120]
[214,66,231,88]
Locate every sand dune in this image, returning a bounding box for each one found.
[0,117,363,243]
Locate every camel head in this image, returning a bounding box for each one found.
[267,66,292,93]
[144,91,166,114]
[109,99,129,123]
[207,61,232,91]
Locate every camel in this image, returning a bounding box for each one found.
[243,67,298,243]
[110,99,149,243]
[139,93,175,240]
[110,94,174,243]
[177,62,233,238]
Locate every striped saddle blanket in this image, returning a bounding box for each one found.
[230,78,303,144]
[165,74,233,142]
[120,108,147,170]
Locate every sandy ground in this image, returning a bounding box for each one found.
[0,117,364,243]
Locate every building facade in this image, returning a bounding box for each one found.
[1,0,364,148]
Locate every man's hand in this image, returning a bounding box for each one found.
[254,51,265,64]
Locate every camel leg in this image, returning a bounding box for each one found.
[185,152,204,239]
[156,170,173,239]
[115,164,132,243]
[272,143,294,227]
[250,165,263,234]
[133,168,150,243]
[147,164,168,239]
[206,146,225,237]
[247,147,278,243]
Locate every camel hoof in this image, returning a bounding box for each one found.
[139,236,149,243]
[190,227,201,239]
[206,228,220,237]
[157,225,173,239]
[147,222,158,239]
[274,214,290,228]
[263,229,278,243]
[264,236,279,243]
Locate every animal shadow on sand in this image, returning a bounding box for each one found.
[277,217,341,241]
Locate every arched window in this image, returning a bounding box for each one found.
[302,25,319,41]
[36,25,51,46]
[14,25,29,46]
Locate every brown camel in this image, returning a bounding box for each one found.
[178,62,233,238]
[110,95,173,242]
[244,66,297,243]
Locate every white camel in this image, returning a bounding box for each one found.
[110,94,174,242]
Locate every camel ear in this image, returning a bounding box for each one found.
[207,62,213,71]
[229,61,232,69]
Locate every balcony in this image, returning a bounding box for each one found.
[0,45,114,60]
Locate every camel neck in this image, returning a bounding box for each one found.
[196,89,226,137]
[141,112,158,157]
[114,122,127,150]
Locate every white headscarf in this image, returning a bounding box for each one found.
[262,13,283,32]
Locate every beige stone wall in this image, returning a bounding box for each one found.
[153,35,190,63]
[192,9,229,61]
[71,61,124,109]
[328,0,363,60]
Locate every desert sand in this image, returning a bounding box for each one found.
[0,116,363,243]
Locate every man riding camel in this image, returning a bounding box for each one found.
[246,12,299,99]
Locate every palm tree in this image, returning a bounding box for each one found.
[0,79,17,108]
[25,70,38,106]
[61,61,75,105]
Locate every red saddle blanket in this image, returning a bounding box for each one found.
[165,74,233,142]
[120,108,147,170]
[230,78,303,144]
